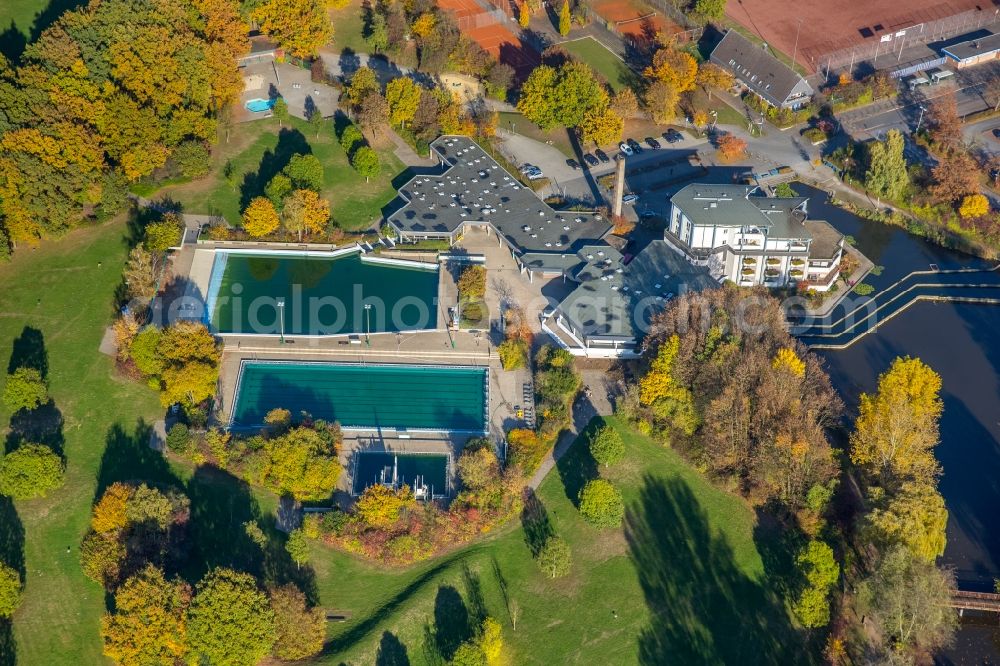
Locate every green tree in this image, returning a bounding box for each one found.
[866,481,948,562]
[308,108,324,138]
[578,478,625,528]
[265,173,293,208]
[558,0,571,36]
[245,425,342,501]
[0,562,22,618]
[0,443,64,499]
[364,13,389,54]
[864,129,909,203]
[774,182,796,198]
[129,326,163,379]
[589,425,625,467]
[791,540,839,628]
[100,565,191,666]
[351,146,381,183]
[345,67,380,109]
[171,140,211,179]
[273,97,289,127]
[283,153,324,192]
[858,545,956,660]
[3,367,47,413]
[386,77,421,127]
[187,568,276,666]
[517,62,608,130]
[269,584,324,660]
[144,215,184,253]
[694,0,726,20]
[285,528,309,569]
[340,123,365,156]
[536,535,571,578]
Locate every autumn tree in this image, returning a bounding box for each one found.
[850,356,943,484]
[959,193,990,219]
[0,563,22,618]
[610,88,639,118]
[242,197,281,238]
[357,92,390,136]
[866,481,948,562]
[101,565,191,666]
[251,0,332,58]
[346,67,380,109]
[269,584,325,661]
[355,483,415,529]
[155,321,221,408]
[282,189,330,241]
[186,569,275,666]
[930,150,980,203]
[864,129,908,203]
[123,246,159,300]
[589,424,625,467]
[644,44,698,95]
[3,367,47,413]
[578,478,625,528]
[386,77,421,127]
[638,335,698,435]
[558,0,571,36]
[644,80,680,124]
[717,134,748,161]
[695,62,734,99]
[928,92,962,152]
[0,443,63,499]
[517,62,608,130]
[457,265,487,300]
[580,106,624,147]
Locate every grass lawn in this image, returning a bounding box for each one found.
[563,37,635,92]
[498,112,578,158]
[164,115,406,232]
[329,1,368,55]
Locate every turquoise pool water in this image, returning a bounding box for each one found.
[207,250,439,335]
[245,98,277,113]
[352,452,449,497]
[230,361,488,432]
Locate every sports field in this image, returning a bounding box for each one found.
[725,0,987,72]
[230,361,488,431]
[436,0,539,75]
[590,0,682,41]
[563,37,633,92]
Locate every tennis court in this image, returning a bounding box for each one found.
[352,451,450,498]
[230,361,488,432]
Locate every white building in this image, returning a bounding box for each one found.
[666,184,843,290]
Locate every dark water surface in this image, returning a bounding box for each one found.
[798,187,1000,663]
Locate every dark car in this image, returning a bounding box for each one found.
[583,153,600,167]
[595,148,610,163]
[566,158,580,170]
[645,137,662,150]
[993,128,1000,139]
[627,138,643,154]
[663,129,682,143]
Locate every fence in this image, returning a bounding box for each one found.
[454,8,510,31]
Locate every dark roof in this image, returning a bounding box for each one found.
[387,136,611,271]
[671,184,811,239]
[709,30,812,107]
[942,32,1000,61]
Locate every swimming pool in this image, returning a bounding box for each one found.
[230,361,488,432]
[245,98,277,113]
[352,451,450,498]
[206,249,439,336]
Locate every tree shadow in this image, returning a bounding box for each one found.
[6,401,65,456]
[238,128,312,211]
[554,418,600,508]
[0,0,87,62]
[431,585,471,661]
[375,630,411,666]
[185,465,263,581]
[627,474,804,664]
[0,494,23,665]
[520,488,553,557]
[95,420,175,500]
[461,564,486,627]
[7,326,48,377]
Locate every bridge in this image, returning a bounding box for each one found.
[948,590,1000,615]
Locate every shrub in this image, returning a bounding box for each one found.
[498,339,529,370]
[143,215,183,253]
[507,429,549,474]
[0,562,21,617]
[578,478,624,528]
[588,425,625,467]
[853,283,875,296]
[2,367,48,413]
[0,443,65,499]
[165,423,191,454]
[536,536,571,578]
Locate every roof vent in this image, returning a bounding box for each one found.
[709,202,718,208]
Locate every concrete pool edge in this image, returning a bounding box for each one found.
[349,450,453,498]
[227,358,490,435]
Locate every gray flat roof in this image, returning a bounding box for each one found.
[387,136,612,269]
[804,220,842,260]
[943,32,1000,61]
[671,184,813,240]
[557,240,716,341]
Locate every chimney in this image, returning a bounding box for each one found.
[612,156,627,218]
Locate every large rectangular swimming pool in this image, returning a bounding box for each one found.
[206,250,439,336]
[230,361,488,432]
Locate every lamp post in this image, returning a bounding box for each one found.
[364,304,372,347]
[915,105,927,134]
[276,298,285,344]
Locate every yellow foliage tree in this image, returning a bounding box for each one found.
[410,12,437,38]
[958,193,989,219]
[91,483,132,533]
[101,565,191,666]
[282,189,330,241]
[644,80,679,125]
[386,77,421,127]
[354,484,415,529]
[242,197,280,238]
[518,3,530,27]
[251,0,332,58]
[693,109,709,128]
[639,335,699,435]
[866,481,948,562]
[695,62,734,99]
[772,347,806,378]
[579,105,624,147]
[644,45,698,93]
[850,356,943,482]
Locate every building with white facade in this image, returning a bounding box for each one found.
[666,184,843,290]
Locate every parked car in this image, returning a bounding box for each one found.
[645,137,662,150]
[663,129,682,143]
[566,158,580,170]
[622,193,639,204]
[992,128,1000,139]
[526,170,545,181]
[595,148,610,163]
[518,163,538,174]
[583,153,600,167]
[618,142,633,156]
[627,138,643,154]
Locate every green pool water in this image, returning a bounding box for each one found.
[208,251,439,335]
[352,452,449,496]
[230,362,487,431]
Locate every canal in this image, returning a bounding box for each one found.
[798,186,1000,662]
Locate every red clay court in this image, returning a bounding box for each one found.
[591,0,683,40]
[726,0,993,73]
[437,0,539,76]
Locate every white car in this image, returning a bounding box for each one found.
[526,171,546,181]
[619,142,633,156]
[622,194,639,204]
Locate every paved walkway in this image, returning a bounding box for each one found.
[388,128,437,167]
